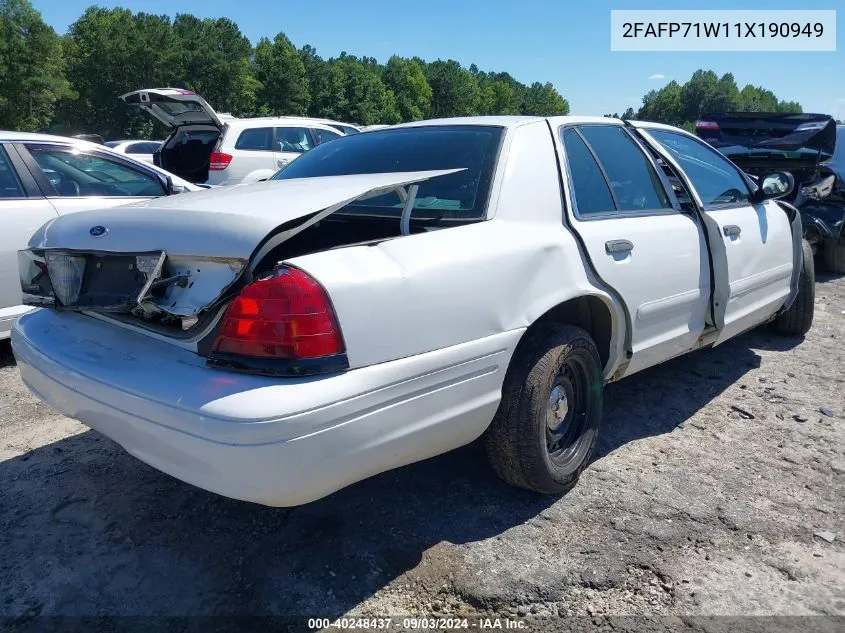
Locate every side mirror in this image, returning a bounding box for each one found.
[165,174,185,195]
[753,171,794,202]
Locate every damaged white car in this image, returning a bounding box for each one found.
[12,117,813,506]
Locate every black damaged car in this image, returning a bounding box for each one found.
[696,113,845,273]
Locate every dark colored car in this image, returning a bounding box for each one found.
[696,113,845,273]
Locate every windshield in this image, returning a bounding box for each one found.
[272,125,504,220]
[104,141,122,148]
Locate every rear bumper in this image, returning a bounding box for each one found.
[12,310,518,506]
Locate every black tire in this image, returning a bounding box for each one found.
[773,239,815,336]
[822,237,845,274]
[485,324,602,495]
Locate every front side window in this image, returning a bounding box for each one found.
[235,128,273,151]
[648,130,752,207]
[272,125,504,220]
[312,128,342,145]
[276,127,314,153]
[26,145,166,197]
[577,126,671,212]
[0,146,25,198]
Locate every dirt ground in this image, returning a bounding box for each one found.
[1,274,843,632]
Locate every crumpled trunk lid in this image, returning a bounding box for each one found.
[19,170,461,332]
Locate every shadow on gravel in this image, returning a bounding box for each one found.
[0,340,15,368]
[815,271,842,285]
[595,331,764,459]
[0,328,779,618]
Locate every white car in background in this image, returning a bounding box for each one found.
[12,117,812,507]
[120,88,354,186]
[0,131,200,339]
[104,139,163,164]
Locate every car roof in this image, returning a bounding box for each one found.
[389,115,626,130]
[0,130,110,145]
[224,117,346,131]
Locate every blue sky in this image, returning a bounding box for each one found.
[35,0,844,118]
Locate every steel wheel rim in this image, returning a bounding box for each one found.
[545,355,590,466]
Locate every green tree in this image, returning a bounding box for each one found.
[477,72,522,115]
[58,7,180,138]
[382,56,431,121]
[172,15,257,116]
[634,69,802,128]
[0,0,71,131]
[639,80,683,125]
[301,45,346,119]
[426,60,482,117]
[253,33,309,116]
[334,55,400,124]
[520,82,570,116]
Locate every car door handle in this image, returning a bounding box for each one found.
[277,160,289,168]
[723,224,741,237]
[605,239,634,254]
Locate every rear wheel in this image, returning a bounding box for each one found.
[772,239,815,336]
[822,237,845,274]
[485,324,603,495]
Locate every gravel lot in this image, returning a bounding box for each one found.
[1,274,843,631]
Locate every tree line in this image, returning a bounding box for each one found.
[0,0,569,138]
[1,0,814,141]
[605,69,805,130]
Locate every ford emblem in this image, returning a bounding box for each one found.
[89,225,107,238]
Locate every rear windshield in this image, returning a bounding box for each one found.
[157,102,206,118]
[271,125,504,220]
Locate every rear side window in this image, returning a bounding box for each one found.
[577,126,671,212]
[648,130,752,207]
[276,127,314,153]
[272,125,503,220]
[312,128,342,145]
[235,128,273,151]
[562,129,615,215]
[0,146,25,198]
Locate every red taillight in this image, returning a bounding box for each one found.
[209,152,232,170]
[695,120,720,130]
[211,266,344,363]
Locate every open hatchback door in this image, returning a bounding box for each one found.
[120,88,226,183]
[18,169,461,337]
[120,88,224,130]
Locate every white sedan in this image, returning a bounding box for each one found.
[0,131,201,339]
[104,139,163,164]
[11,117,812,506]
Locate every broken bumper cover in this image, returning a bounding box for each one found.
[11,309,515,506]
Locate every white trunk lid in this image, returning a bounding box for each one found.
[20,170,462,322]
[26,170,460,260]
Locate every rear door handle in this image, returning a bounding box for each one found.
[723,224,741,237]
[605,239,634,254]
